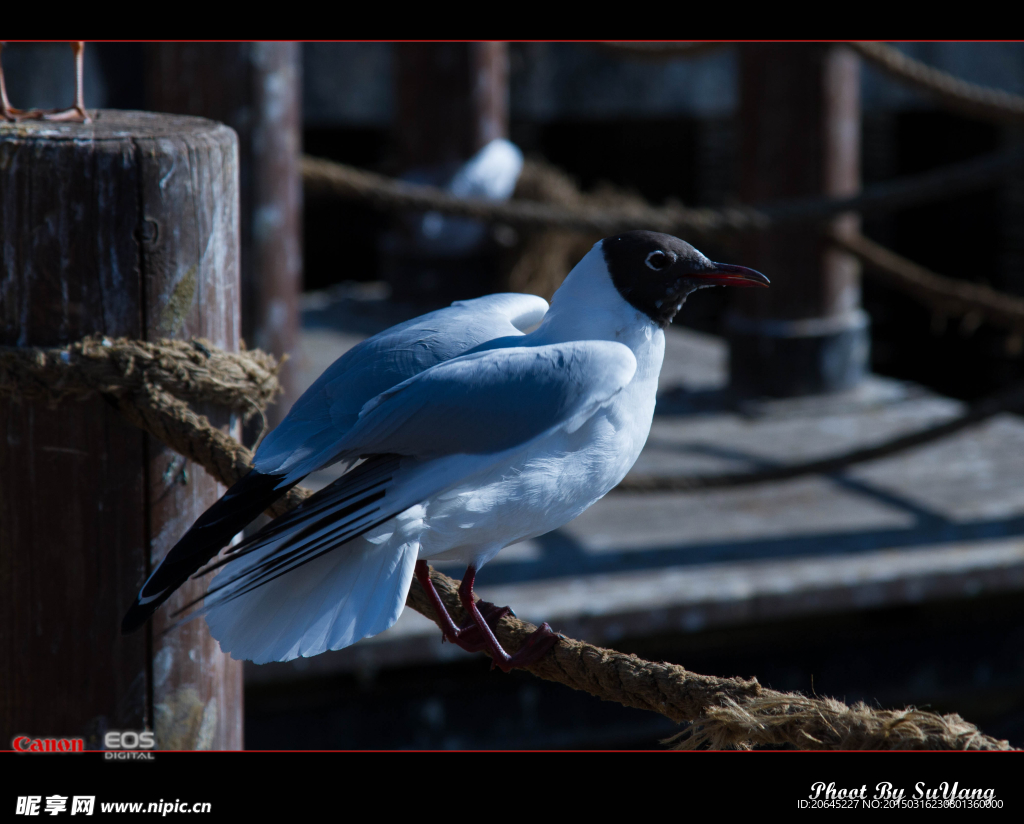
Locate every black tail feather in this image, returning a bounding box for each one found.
[166,455,402,622]
[121,469,295,634]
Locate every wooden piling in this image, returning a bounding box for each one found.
[0,111,244,749]
[145,43,303,429]
[394,42,509,169]
[386,43,511,302]
[730,43,867,397]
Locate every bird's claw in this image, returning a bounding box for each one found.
[492,622,561,673]
[464,599,512,629]
[41,106,91,123]
[442,599,512,651]
[0,106,90,124]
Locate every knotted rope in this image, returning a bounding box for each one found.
[0,337,311,519]
[0,336,281,414]
[0,336,1013,749]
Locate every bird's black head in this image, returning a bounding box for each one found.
[601,230,769,327]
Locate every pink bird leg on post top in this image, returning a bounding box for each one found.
[0,41,91,123]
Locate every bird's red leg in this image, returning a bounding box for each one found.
[414,561,516,654]
[416,561,479,647]
[42,41,90,123]
[457,566,561,672]
[0,42,26,121]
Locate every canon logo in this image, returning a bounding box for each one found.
[12,736,85,753]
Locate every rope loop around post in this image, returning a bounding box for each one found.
[0,336,283,418]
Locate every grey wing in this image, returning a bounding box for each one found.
[187,340,636,613]
[253,292,548,482]
[332,340,638,460]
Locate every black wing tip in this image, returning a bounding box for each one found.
[142,469,293,594]
[121,597,154,635]
[120,469,293,634]
[122,583,182,633]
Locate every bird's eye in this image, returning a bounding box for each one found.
[645,250,673,271]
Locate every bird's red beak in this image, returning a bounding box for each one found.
[693,263,770,288]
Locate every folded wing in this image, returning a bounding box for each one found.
[340,340,638,459]
[254,292,549,482]
[182,340,637,631]
[122,292,548,634]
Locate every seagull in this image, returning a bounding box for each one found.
[122,231,768,670]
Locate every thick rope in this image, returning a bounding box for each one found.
[664,694,1006,751]
[405,567,1009,749]
[2,338,1010,748]
[302,155,757,237]
[303,148,1024,237]
[0,337,282,420]
[849,41,1024,125]
[110,383,312,519]
[832,229,1024,339]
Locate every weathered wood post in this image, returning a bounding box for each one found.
[395,42,508,170]
[145,44,303,430]
[0,111,244,749]
[729,43,867,396]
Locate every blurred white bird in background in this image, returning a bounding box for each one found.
[408,137,524,255]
